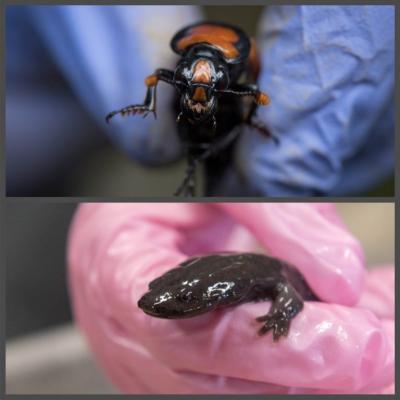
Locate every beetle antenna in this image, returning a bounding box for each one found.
[174,80,188,89]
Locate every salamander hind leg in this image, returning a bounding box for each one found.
[256,282,304,341]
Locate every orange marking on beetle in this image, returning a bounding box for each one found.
[190,24,239,40]
[177,25,240,59]
[192,87,207,102]
[192,60,212,83]
[256,92,270,105]
[145,74,158,87]
[178,35,239,59]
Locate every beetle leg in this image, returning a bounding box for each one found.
[174,158,198,197]
[175,126,242,196]
[186,170,196,196]
[220,83,279,144]
[211,115,217,131]
[247,118,280,145]
[175,125,243,196]
[105,103,154,123]
[216,84,270,106]
[197,125,242,162]
[176,112,184,124]
[105,88,157,123]
[106,69,175,123]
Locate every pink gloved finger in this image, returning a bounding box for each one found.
[141,302,393,393]
[68,203,390,394]
[356,265,394,319]
[285,318,394,394]
[218,203,365,305]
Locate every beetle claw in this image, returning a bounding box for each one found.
[106,104,158,122]
[142,108,157,119]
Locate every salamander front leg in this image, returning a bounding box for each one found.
[256,282,304,341]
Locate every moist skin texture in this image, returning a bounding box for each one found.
[138,252,318,341]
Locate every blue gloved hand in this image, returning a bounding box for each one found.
[234,5,394,196]
[6,6,102,194]
[29,5,201,165]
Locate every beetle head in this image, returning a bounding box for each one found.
[175,56,229,123]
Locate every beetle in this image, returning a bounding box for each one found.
[106,21,275,196]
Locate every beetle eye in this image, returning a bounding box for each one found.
[175,65,191,83]
[174,68,190,92]
[215,70,229,90]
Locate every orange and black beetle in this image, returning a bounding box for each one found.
[106,21,275,196]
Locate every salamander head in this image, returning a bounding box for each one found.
[137,255,242,319]
[138,279,216,319]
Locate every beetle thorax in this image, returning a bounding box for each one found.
[192,59,212,84]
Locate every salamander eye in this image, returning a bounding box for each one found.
[179,292,194,302]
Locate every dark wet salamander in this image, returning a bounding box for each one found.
[138,253,319,341]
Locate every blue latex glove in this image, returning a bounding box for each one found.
[234,5,394,196]
[27,5,201,165]
[6,6,102,194]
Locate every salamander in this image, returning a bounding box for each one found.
[138,253,318,341]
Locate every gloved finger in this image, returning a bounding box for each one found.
[356,265,394,319]
[287,317,394,394]
[30,5,202,164]
[217,203,365,305]
[307,203,348,228]
[148,303,393,393]
[234,5,395,196]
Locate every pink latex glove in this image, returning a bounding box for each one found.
[67,204,394,394]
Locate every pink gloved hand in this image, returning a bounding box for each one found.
[67,203,394,394]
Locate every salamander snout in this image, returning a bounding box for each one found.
[137,290,169,317]
[138,289,188,319]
